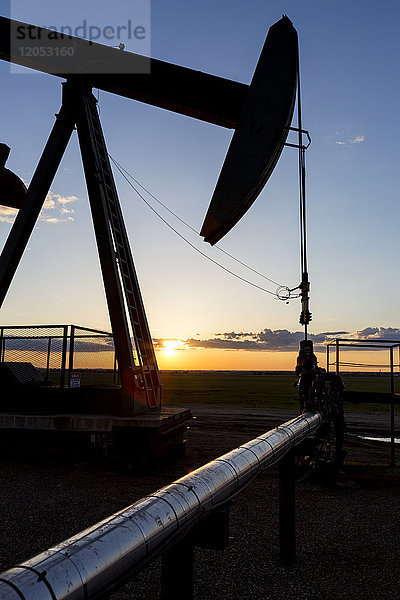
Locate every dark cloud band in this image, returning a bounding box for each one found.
[176,327,400,352]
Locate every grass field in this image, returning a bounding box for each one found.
[44,369,398,413]
[160,371,398,413]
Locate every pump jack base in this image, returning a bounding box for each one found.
[0,404,192,470]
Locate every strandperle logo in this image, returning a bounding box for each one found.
[10,8,151,75]
[15,20,147,43]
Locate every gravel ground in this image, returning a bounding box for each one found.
[0,407,399,599]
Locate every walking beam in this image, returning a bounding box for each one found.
[0,16,247,128]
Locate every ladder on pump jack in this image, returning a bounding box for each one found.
[76,82,161,409]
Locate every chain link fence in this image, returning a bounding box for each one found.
[0,325,118,388]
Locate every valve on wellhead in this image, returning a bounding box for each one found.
[299,272,312,326]
[300,309,312,325]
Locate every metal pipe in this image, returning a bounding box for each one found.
[0,327,3,363]
[45,337,52,382]
[332,343,396,349]
[0,411,323,600]
[69,325,112,336]
[327,339,400,346]
[60,326,68,389]
[113,351,118,388]
[335,339,339,375]
[390,347,396,467]
[68,325,75,387]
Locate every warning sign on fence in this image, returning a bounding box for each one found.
[69,372,81,388]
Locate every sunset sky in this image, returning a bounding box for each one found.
[1,0,400,371]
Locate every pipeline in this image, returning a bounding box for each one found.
[0,411,323,600]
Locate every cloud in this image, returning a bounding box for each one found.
[154,327,400,358]
[0,206,18,223]
[182,328,337,352]
[2,337,114,353]
[352,326,400,341]
[176,327,399,353]
[54,194,78,205]
[73,339,114,352]
[336,135,365,147]
[41,217,64,224]
[186,337,262,351]
[0,188,79,225]
[311,331,349,343]
[215,331,256,339]
[39,190,78,223]
[43,198,56,210]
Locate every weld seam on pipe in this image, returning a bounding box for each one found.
[146,495,181,528]
[13,567,57,600]
[0,578,27,600]
[238,445,263,468]
[215,459,241,485]
[173,481,204,511]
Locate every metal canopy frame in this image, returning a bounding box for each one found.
[327,338,399,466]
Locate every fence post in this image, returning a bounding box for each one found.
[279,449,296,564]
[390,346,395,467]
[335,339,340,375]
[326,343,330,373]
[161,537,194,600]
[46,337,52,382]
[68,325,75,387]
[60,325,68,389]
[113,347,118,387]
[0,327,3,363]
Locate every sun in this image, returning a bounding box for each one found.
[161,339,187,358]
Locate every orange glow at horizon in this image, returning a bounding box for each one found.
[157,347,305,370]
[155,346,399,372]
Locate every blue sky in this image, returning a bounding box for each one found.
[0,0,399,368]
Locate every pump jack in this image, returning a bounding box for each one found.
[0,15,298,418]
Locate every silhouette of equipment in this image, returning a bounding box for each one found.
[295,340,345,472]
[0,15,302,415]
[0,144,27,209]
[200,16,298,245]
